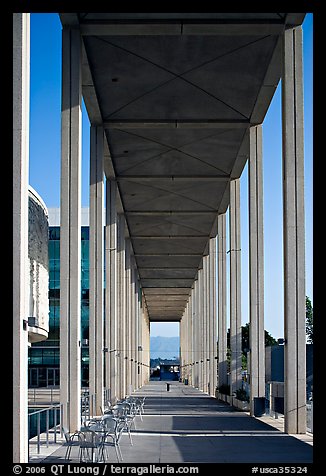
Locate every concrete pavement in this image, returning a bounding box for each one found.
[37,381,313,464]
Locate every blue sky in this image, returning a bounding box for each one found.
[29,13,313,340]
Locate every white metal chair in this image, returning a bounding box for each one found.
[78,428,103,463]
[62,427,82,461]
[100,414,124,462]
[112,402,136,445]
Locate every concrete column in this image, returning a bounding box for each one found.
[192,284,196,387]
[205,255,210,394]
[199,268,204,391]
[130,253,138,390]
[89,125,104,415]
[188,292,193,386]
[184,299,191,383]
[60,27,82,432]
[129,255,135,393]
[199,267,204,391]
[134,266,139,389]
[229,179,242,395]
[129,261,135,392]
[128,264,132,393]
[218,214,228,389]
[143,306,150,385]
[249,125,265,415]
[203,256,209,393]
[181,304,188,382]
[180,314,185,381]
[282,26,306,434]
[183,306,187,382]
[137,276,142,389]
[198,268,203,389]
[105,180,117,404]
[13,13,30,462]
[193,279,198,388]
[196,275,201,389]
[125,240,131,395]
[117,215,126,400]
[209,237,218,396]
[141,303,148,386]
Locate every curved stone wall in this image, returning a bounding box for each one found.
[28,187,49,342]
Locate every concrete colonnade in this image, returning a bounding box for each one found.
[180,25,306,435]
[103,199,150,406]
[13,16,307,462]
[180,237,217,395]
[58,24,150,430]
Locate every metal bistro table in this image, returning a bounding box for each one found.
[80,417,122,463]
[79,425,105,463]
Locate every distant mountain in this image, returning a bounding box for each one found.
[150,336,180,360]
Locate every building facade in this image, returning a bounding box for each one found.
[28,209,91,388]
[27,186,49,345]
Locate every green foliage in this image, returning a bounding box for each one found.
[227,324,277,355]
[264,329,278,347]
[306,296,313,343]
[240,323,277,353]
[242,353,247,370]
[226,324,277,371]
[235,388,249,402]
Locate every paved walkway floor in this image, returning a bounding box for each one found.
[38,381,313,464]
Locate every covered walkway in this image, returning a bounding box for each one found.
[14,13,310,462]
[42,382,312,464]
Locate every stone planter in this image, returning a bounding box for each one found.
[232,397,250,411]
[217,392,228,403]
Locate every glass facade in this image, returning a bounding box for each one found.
[28,226,91,388]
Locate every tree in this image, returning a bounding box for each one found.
[231,323,277,355]
[306,296,313,343]
[226,324,277,369]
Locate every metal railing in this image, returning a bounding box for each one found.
[28,404,62,458]
[306,401,313,433]
[80,388,112,424]
[265,382,313,433]
[28,388,60,404]
[81,389,90,425]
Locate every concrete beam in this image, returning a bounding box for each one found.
[126,211,217,216]
[249,125,265,415]
[80,22,284,37]
[104,120,249,129]
[282,26,306,434]
[117,176,229,182]
[144,288,191,295]
[13,13,30,462]
[60,26,82,432]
